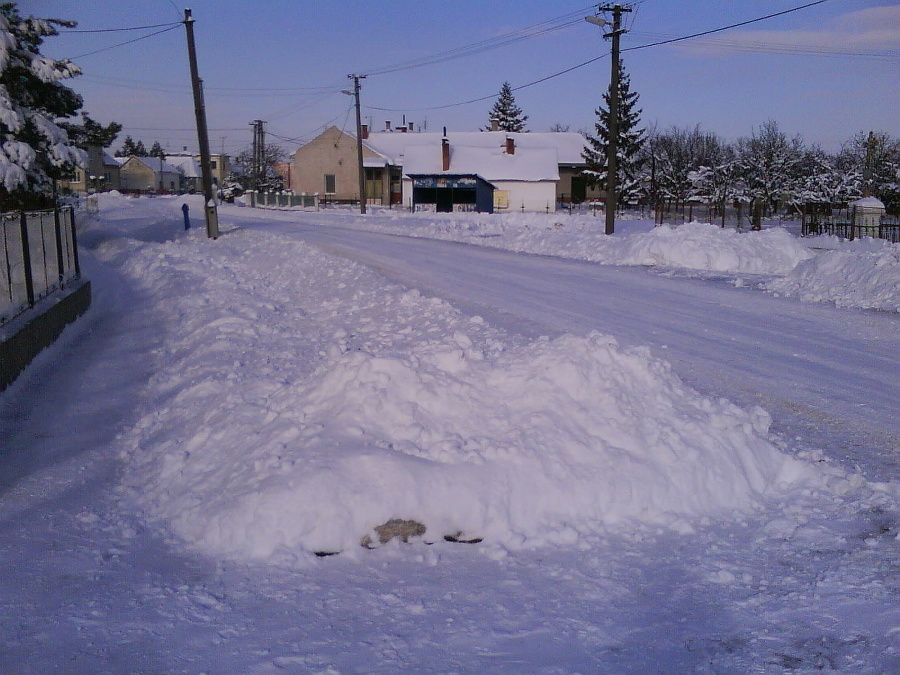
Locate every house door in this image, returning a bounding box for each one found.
[571,176,587,204]
[435,189,453,213]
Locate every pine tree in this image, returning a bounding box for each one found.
[0,2,86,209]
[485,82,528,132]
[116,135,148,157]
[59,113,121,149]
[582,60,645,204]
[149,141,166,160]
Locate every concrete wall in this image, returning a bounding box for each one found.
[0,280,91,391]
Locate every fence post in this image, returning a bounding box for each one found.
[54,207,65,286]
[19,211,34,308]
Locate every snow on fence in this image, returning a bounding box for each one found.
[1,206,81,325]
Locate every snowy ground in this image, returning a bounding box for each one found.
[1,194,898,674]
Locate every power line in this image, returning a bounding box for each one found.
[364,0,841,114]
[60,21,181,34]
[622,0,835,54]
[67,24,182,60]
[364,5,597,76]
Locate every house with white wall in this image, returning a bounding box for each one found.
[290,126,591,211]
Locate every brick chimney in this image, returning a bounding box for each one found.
[505,135,515,155]
[360,124,369,140]
[442,135,450,171]
[491,117,500,132]
[385,120,391,131]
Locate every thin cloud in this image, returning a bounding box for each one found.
[670,5,900,56]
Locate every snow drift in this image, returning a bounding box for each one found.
[96,197,826,563]
[766,245,900,312]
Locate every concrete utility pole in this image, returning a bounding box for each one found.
[598,3,631,235]
[348,74,367,214]
[183,9,218,239]
[250,119,266,191]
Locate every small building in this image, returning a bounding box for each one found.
[166,152,231,192]
[851,196,886,234]
[403,135,559,213]
[119,156,182,193]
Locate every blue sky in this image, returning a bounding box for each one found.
[27,0,900,156]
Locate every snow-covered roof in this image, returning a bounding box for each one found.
[166,154,202,178]
[851,196,886,209]
[101,151,119,167]
[362,130,587,166]
[402,143,559,182]
[124,156,181,174]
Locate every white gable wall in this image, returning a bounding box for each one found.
[492,180,558,213]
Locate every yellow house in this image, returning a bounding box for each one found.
[61,146,121,193]
[119,156,182,193]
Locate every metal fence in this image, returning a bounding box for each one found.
[1,206,80,325]
[250,192,320,209]
[801,217,900,244]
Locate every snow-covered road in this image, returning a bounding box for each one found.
[2,197,898,674]
[238,207,900,482]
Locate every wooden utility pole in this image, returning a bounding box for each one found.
[183,9,218,239]
[598,4,631,235]
[348,74,367,214]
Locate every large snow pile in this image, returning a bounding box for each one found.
[766,242,900,312]
[328,212,816,275]
[306,208,899,311]
[86,196,829,563]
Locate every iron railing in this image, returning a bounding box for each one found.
[1,206,80,325]
[250,191,320,209]
[801,216,900,244]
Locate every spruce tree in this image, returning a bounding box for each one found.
[149,141,166,160]
[117,136,148,157]
[0,2,85,209]
[485,82,528,132]
[582,60,645,204]
[59,113,122,149]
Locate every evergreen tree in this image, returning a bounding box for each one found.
[0,2,86,209]
[117,135,148,157]
[485,82,528,132]
[149,141,166,160]
[59,113,121,149]
[582,60,645,204]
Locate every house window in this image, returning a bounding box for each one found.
[210,160,217,169]
[324,174,336,194]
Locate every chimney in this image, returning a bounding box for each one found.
[491,117,500,132]
[408,122,414,132]
[360,124,369,139]
[385,120,391,131]
[442,135,450,171]
[505,135,515,155]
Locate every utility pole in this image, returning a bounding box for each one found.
[183,9,218,239]
[250,120,266,191]
[348,74,367,214]
[598,4,631,235]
